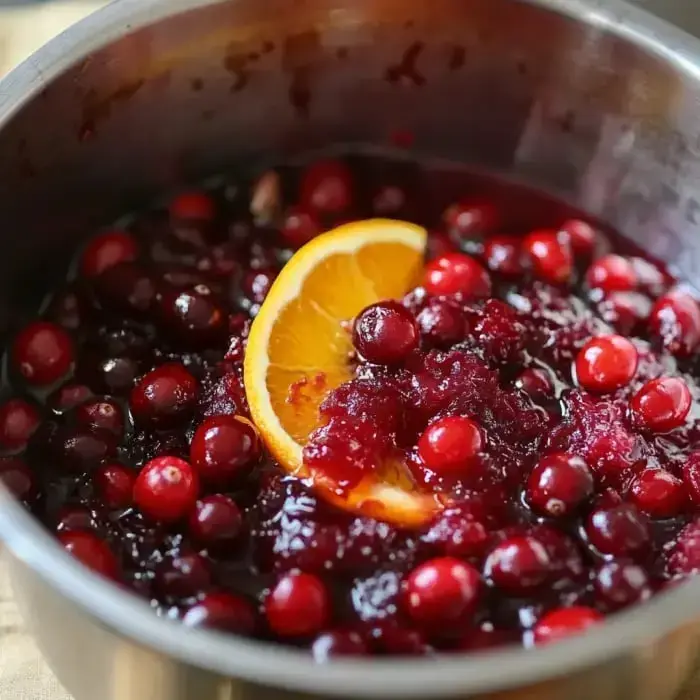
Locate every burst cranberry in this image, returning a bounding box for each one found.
[586,254,637,293]
[81,230,139,277]
[58,531,119,580]
[157,287,227,348]
[423,253,491,299]
[523,230,573,284]
[443,201,497,239]
[593,562,651,611]
[353,301,419,364]
[189,494,243,547]
[12,321,74,387]
[190,415,260,486]
[0,457,35,501]
[559,219,596,255]
[130,363,198,428]
[649,291,700,356]
[93,463,136,509]
[75,398,125,437]
[416,300,465,347]
[183,593,256,634]
[484,535,553,594]
[526,453,594,518]
[533,606,602,645]
[133,455,199,523]
[574,335,638,393]
[0,399,40,452]
[169,191,215,221]
[585,504,650,558]
[281,207,320,247]
[682,452,700,506]
[300,160,353,215]
[515,368,554,401]
[312,630,369,660]
[484,236,522,276]
[265,572,330,637]
[417,416,483,475]
[155,551,211,599]
[628,468,686,518]
[630,377,691,433]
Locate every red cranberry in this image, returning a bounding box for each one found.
[241,269,276,304]
[403,557,481,628]
[265,572,330,637]
[155,551,211,599]
[190,415,260,486]
[631,377,691,433]
[630,257,667,297]
[92,262,157,317]
[54,426,118,474]
[300,160,353,215]
[522,230,573,284]
[484,236,523,277]
[668,520,700,575]
[0,457,35,501]
[75,398,125,437]
[417,416,483,475]
[183,593,256,634]
[189,494,243,547]
[80,356,141,396]
[574,335,638,393]
[558,219,596,255]
[443,201,497,239]
[0,399,40,452]
[533,606,602,645]
[483,535,553,594]
[423,253,491,298]
[133,456,199,523]
[93,463,136,510]
[157,287,227,348]
[416,300,465,348]
[526,453,594,518]
[593,561,651,611]
[598,291,652,335]
[312,630,369,660]
[515,368,554,402]
[586,254,637,293]
[55,506,96,533]
[682,452,700,507]
[353,301,419,364]
[427,231,457,260]
[12,322,74,387]
[422,506,489,560]
[169,191,215,222]
[281,207,321,247]
[372,185,406,216]
[130,363,198,428]
[48,383,94,413]
[58,531,119,580]
[81,230,139,278]
[367,622,430,655]
[649,291,700,356]
[585,504,650,558]
[628,468,687,518]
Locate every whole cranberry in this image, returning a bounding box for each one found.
[55,506,96,533]
[630,377,691,433]
[281,207,320,247]
[241,269,276,304]
[75,398,125,437]
[190,415,260,486]
[92,262,157,317]
[585,504,650,558]
[183,593,256,634]
[483,535,553,594]
[515,368,554,402]
[353,301,419,364]
[189,494,243,547]
[0,399,40,452]
[484,236,523,277]
[443,201,497,240]
[423,253,491,298]
[312,630,369,661]
[48,383,94,413]
[533,606,602,644]
[593,561,651,611]
[58,531,119,580]
[130,363,198,428]
[300,159,353,215]
[648,291,700,356]
[81,230,139,278]
[54,426,118,474]
[403,557,481,628]
[558,219,596,255]
[526,453,594,518]
[12,321,74,387]
[522,230,573,284]
[586,254,637,293]
[133,456,199,523]
[682,452,700,507]
[417,416,483,475]
[155,551,211,599]
[93,463,136,510]
[574,335,638,393]
[265,572,330,637]
[628,468,687,518]
[0,457,36,502]
[598,291,652,335]
[169,191,215,222]
[157,287,227,349]
[416,300,465,348]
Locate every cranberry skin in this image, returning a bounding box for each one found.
[533,606,602,645]
[58,531,119,580]
[183,593,256,634]
[423,253,492,298]
[403,557,481,628]
[593,562,651,611]
[0,457,35,501]
[484,236,523,277]
[574,335,638,393]
[630,377,691,433]
[155,552,211,599]
[93,463,136,510]
[0,399,40,452]
[353,301,419,365]
[12,322,74,387]
[189,494,243,547]
[312,630,369,661]
[628,468,687,518]
[281,207,320,247]
[75,398,125,437]
[515,368,554,402]
[523,230,573,284]
[81,230,138,278]
[300,159,353,215]
[443,201,497,239]
[559,219,596,255]
[417,416,483,475]
[133,456,199,523]
[416,300,465,348]
[169,191,215,222]
[190,415,260,486]
[585,504,650,558]
[586,254,637,293]
[265,572,330,638]
[157,287,227,348]
[483,536,553,594]
[649,291,700,356]
[682,452,700,506]
[526,453,594,518]
[130,363,198,428]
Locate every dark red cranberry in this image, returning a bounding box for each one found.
[183,593,256,634]
[353,301,419,364]
[598,291,652,335]
[417,416,483,475]
[416,300,465,348]
[426,231,457,260]
[533,606,602,645]
[366,622,430,655]
[312,630,369,660]
[0,457,35,501]
[92,262,157,317]
[558,219,596,255]
[155,551,211,599]
[443,201,497,239]
[423,253,491,298]
[628,468,687,518]
[682,452,700,507]
[75,398,125,437]
[46,286,87,331]
[526,453,594,518]
[80,356,141,396]
[585,503,650,558]
[484,236,522,277]
[473,299,525,364]
[300,160,353,215]
[586,254,637,293]
[241,269,276,304]
[668,520,700,575]
[403,557,481,628]
[169,191,215,222]
[130,363,198,428]
[196,243,238,278]
[157,287,227,348]
[133,455,199,523]
[522,230,573,284]
[281,207,321,247]
[55,506,96,533]
[515,368,554,402]
[630,377,691,433]
[574,335,638,393]
[189,494,243,547]
[483,535,553,594]
[372,185,406,216]
[265,572,330,637]
[190,415,260,486]
[0,399,40,452]
[649,291,700,357]
[12,321,74,387]
[93,463,136,509]
[54,426,118,474]
[593,562,651,611]
[81,230,139,278]
[58,531,119,580]
[422,505,490,560]
[48,383,94,413]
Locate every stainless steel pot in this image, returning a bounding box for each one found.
[3,0,700,698]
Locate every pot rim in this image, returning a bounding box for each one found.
[2,0,700,695]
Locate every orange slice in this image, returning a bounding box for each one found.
[244,219,444,527]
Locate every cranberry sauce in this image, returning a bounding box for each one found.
[2,152,700,659]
